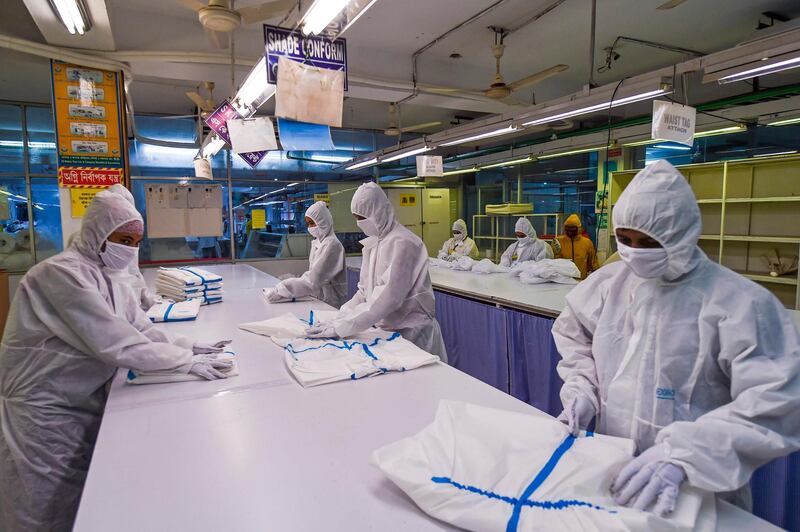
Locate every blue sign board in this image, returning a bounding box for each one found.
[263,24,348,91]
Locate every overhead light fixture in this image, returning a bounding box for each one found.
[310,154,352,163]
[479,156,533,170]
[537,146,605,160]
[653,144,692,151]
[232,57,275,117]
[442,167,479,176]
[49,0,91,35]
[380,145,432,163]
[439,124,520,147]
[693,125,745,137]
[753,150,798,158]
[339,0,378,35]
[714,53,800,84]
[522,89,669,127]
[346,157,378,170]
[767,116,800,127]
[302,0,352,36]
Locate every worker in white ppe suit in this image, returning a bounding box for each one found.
[306,182,447,361]
[0,190,231,532]
[437,219,479,260]
[552,159,800,517]
[499,217,553,267]
[266,201,347,308]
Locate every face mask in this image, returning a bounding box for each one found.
[100,240,139,270]
[308,225,323,239]
[356,218,380,237]
[516,233,528,241]
[617,241,669,279]
[565,227,579,238]
[453,231,465,241]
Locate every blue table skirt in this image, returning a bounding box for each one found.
[346,268,359,300]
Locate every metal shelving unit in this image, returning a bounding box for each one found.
[610,154,800,309]
[472,213,562,261]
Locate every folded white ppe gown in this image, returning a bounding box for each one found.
[155,280,223,294]
[449,256,475,271]
[146,299,201,323]
[239,310,341,338]
[157,266,223,286]
[373,401,716,532]
[428,258,453,269]
[276,331,439,387]
[471,258,510,275]
[126,351,238,385]
[515,259,581,285]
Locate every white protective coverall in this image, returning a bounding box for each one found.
[274,201,347,308]
[437,219,479,260]
[333,182,447,361]
[0,190,196,532]
[552,159,800,507]
[500,217,553,267]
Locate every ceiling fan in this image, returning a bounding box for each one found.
[657,0,690,9]
[185,81,216,117]
[177,0,295,48]
[384,103,441,136]
[426,29,567,104]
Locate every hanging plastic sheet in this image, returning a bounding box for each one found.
[275,56,344,128]
[126,351,238,385]
[434,290,510,393]
[228,116,279,154]
[277,118,335,151]
[508,310,564,417]
[146,299,201,323]
[373,400,716,532]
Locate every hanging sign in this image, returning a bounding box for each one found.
[651,100,696,147]
[193,158,213,179]
[251,209,266,229]
[204,100,269,168]
[314,193,330,204]
[264,25,348,90]
[70,187,105,218]
[416,155,443,177]
[399,193,418,207]
[58,167,123,188]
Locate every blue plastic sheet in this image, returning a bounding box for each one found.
[434,290,510,393]
[277,118,335,151]
[507,310,564,417]
[346,268,359,300]
[751,452,800,531]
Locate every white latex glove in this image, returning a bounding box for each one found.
[265,289,290,303]
[558,395,596,436]
[189,362,229,380]
[305,323,338,339]
[191,354,234,369]
[611,444,686,516]
[192,340,232,354]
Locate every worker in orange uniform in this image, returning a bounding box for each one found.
[556,214,598,279]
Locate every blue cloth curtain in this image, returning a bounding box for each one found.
[507,311,564,417]
[751,453,800,531]
[434,290,510,393]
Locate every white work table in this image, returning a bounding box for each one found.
[74,264,779,531]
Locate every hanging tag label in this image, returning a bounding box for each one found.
[416,155,443,177]
[651,100,696,147]
[193,158,212,179]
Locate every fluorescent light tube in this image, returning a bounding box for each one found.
[717,55,800,84]
[381,145,432,163]
[653,144,692,150]
[479,156,532,170]
[302,0,351,36]
[767,116,800,126]
[233,58,275,116]
[310,154,352,163]
[50,0,90,35]
[346,157,378,170]
[523,89,669,127]
[439,125,519,147]
[537,146,604,159]
[693,125,744,137]
[753,150,798,158]
[442,167,479,176]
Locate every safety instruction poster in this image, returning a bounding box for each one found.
[399,193,417,207]
[251,209,266,229]
[70,187,104,218]
[313,193,330,204]
[51,61,123,169]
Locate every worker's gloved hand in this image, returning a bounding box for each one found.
[558,395,596,436]
[305,323,338,339]
[265,288,290,303]
[189,362,229,380]
[192,340,232,354]
[611,444,686,516]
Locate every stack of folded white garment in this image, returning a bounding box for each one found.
[146,299,202,323]
[155,267,224,305]
[373,401,716,532]
[126,351,238,385]
[511,259,581,285]
[239,311,438,387]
